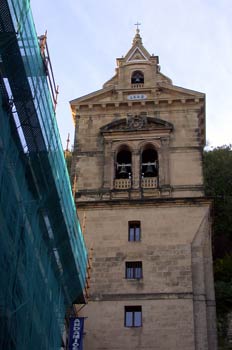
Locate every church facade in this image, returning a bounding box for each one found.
[70,29,217,350]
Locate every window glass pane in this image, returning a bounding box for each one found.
[135,227,140,241]
[129,227,134,241]
[135,267,142,279]
[126,267,133,279]
[134,311,142,326]
[126,311,133,326]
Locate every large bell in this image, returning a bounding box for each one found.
[144,164,154,177]
[119,164,129,178]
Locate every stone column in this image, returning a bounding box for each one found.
[132,149,140,189]
[103,140,113,189]
[159,137,170,187]
[110,149,115,190]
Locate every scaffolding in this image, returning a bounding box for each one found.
[0,0,88,348]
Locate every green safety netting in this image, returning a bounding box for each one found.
[0,0,87,348]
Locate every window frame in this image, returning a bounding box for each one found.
[125,261,143,280]
[128,221,141,242]
[124,306,142,327]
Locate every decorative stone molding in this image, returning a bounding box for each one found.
[100,114,173,133]
[126,113,147,129]
[100,113,173,195]
[161,137,170,147]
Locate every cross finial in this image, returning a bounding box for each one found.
[132,22,142,45]
[134,22,141,32]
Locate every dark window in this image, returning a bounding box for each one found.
[125,306,142,327]
[128,221,141,241]
[131,70,144,84]
[126,261,142,279]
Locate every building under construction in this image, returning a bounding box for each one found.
[0,0,88,349]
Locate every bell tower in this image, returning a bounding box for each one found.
[70,29,217,350]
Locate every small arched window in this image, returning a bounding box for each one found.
[115,146,132,179]
[131,70,144,84]
[141,146,158,178]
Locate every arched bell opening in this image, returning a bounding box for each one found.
[141,147,158,178]
[131,70,144,84]
[115,146,132,180]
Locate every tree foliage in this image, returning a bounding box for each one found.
[204,145,232,246]
[203,145,232,345]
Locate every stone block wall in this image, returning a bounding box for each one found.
[77,201,216,349]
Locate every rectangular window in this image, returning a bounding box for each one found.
[125,261,142,279]
[125,306,142,327]
[128,221,141,241]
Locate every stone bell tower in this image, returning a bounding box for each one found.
[70,29,217,350]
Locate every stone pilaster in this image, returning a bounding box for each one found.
[103,140,112,189]
[160,137,170,187]
[132,149,140,189]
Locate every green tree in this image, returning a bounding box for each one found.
[203,145,232,348]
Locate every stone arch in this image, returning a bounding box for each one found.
[131,70,144,84]
[138,140,161,151]
[115,144,132,179]
[140,143,159,178]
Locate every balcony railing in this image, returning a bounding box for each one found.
[141,177,158,189]
[114,178,132,189]
[131,83,144,88]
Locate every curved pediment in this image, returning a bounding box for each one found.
[100,114,173,133]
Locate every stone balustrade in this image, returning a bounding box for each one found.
[141,177,158,188]
[114,178,132,189]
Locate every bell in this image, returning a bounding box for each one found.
[119,164,128,178]
[135,76,141,83]
[145,164,154,177]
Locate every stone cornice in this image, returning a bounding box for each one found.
[76,196,213,210]
[91,292,194,301]
[74,97,204,112]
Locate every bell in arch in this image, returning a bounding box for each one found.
[116,148,132,179]
[119,164,129,178]
[141,147,158,178]
[144,163,155,177]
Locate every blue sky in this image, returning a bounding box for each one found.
[31,0,232,149]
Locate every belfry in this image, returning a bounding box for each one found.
[70,29,217,350]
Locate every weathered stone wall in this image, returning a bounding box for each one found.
[70,31,217,350]
[72,105,204,196]
[81,299,195,350]
[76,202,216,349]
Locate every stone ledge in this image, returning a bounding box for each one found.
[90,292,194,301]
[75,193,213,209]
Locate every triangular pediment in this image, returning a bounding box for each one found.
[124,43,151,64]
[127,47,148,62]
[156,83,205,99]
[70,86,115,105]
[118,29,152,65]
[101,115,173,134]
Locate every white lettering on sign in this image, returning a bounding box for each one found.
[127,94,147,100]
[72,319,81,349]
